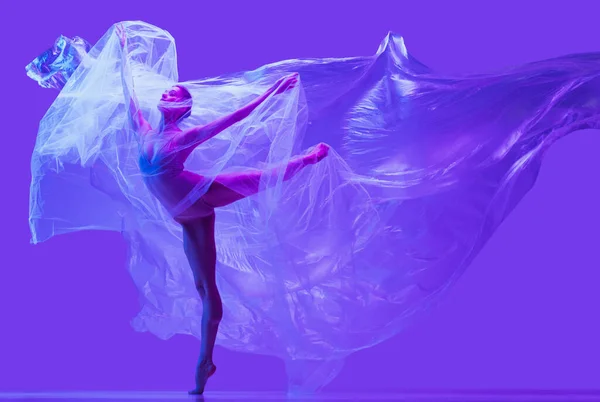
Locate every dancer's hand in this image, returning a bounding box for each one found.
[115,23,127,48]
[270,73,299,96]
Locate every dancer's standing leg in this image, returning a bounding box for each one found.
[181,212,221,395]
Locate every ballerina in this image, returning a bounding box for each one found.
[28,21,600,394]
[115,24,329,394]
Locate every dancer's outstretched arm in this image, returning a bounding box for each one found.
[116,24,152,136]
[174,74,298,150]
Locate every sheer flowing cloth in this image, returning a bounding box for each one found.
[28,21,600,391]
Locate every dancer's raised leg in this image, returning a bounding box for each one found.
[202,143,330,208]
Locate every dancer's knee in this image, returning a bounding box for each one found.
[196,282,223,322]
[195,282,208,299]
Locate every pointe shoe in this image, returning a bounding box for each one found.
[188,362,217,395]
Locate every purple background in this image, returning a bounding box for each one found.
[2,0,600,393]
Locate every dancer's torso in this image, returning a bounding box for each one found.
[138,131,212,220]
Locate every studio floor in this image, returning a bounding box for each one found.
[1,390,600,401]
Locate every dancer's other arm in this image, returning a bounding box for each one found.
[116,24,152,135]
[174,74,298,149]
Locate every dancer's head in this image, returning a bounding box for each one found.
[158,84,193,122]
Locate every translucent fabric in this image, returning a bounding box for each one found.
[26,35,91,90]
[29,21,600,392]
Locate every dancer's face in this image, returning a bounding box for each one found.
[160,86,185,104]
[158,86,191,118]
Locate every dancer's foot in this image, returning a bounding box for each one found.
[304,143,330,165]
[188,361,217,395]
